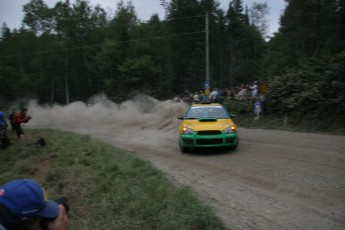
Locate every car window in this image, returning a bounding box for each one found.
[211,108,228,118]
[186,106,229,119]
[186,107,202,119]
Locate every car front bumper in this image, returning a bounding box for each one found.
[180,132,238,148]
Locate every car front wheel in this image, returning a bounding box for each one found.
[228,144,238,150]
[179,139,189,153]
[228,139,239,150]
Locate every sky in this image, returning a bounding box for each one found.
[0,0,287,36]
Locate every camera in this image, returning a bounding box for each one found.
[40,197,69,229]
[55,196,70,213]
[36,137,46,147]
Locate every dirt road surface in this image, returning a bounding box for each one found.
[27,96,345,230]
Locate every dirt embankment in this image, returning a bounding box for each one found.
[27,95,345,230]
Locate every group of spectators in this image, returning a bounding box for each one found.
[175,81,264,104]
[207,81,262,101]
[173,81,267,118]
[0,106,32,148]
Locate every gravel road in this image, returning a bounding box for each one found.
[28,97,345,230]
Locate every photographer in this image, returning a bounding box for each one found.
[13,108,31,139]
[0,179,68,230]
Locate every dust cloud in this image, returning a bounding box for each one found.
[26,94,188,150]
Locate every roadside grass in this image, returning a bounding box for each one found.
[0,129,226,230]
[223,98,345,135]
[233,114,345,135]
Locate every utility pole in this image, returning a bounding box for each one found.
[205,11,210,95]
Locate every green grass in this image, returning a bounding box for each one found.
[223,98,345,135]
[233,114,345,135]
[0,129,226,230]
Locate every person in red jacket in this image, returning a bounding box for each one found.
[13,108,31,138]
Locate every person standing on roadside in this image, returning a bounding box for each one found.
[260,94,267,114]
[0,106,11,148]
[192,92,200,104]
[253,99,262,120]
[7,108,16,132]
[209,88,219,103]
[13,108,31,139]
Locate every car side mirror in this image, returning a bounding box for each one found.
[177,116,184,120]
[230,114,237,118]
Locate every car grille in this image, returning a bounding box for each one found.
[196,138,223,145]
[197,130,221,135]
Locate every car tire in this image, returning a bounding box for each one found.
[228,144,238,150]
[228,139,239,150]
[179,139,189,153]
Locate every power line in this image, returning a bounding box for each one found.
[1,14,206,40]
[0,30,205,58]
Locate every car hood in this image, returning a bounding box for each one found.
[181,119,235,131]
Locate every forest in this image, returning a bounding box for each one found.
[0,0,344,124]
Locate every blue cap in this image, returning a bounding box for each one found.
[0,179,59,218]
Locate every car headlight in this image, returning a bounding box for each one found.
[224,125,237,134]
[182,127,195,135]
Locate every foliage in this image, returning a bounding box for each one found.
[263,0,345,77]
[267,51,345,122]
[0,129,226,229]
[0,0,265,105]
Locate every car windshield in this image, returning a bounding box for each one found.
[186,106,229,119]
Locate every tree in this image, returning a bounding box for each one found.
[163,0,224,93]
[109,1,137,60]
[23,0,53,34]
[249,2,269,37]
[226,0,265,86]
[263,0,345,77]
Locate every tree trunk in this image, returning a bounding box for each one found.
[64,56,70,104]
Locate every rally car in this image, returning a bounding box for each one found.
[178,103,239,153]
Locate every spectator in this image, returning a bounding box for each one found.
[227,87,236,99]
[192,92,200,104]
[13,108,31,139]
[218,89,227,104]
[7,108,16,132]
[0,179,68,230]
[260,94,267,114]
[0,106,11,148]
[209,88,218,103]
[236,85,247,100]
[250,81,259,97]
[253,99,262,120]
[174,95,182,103]
[199,91,207,103]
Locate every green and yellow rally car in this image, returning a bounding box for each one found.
[178,103,239,153]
